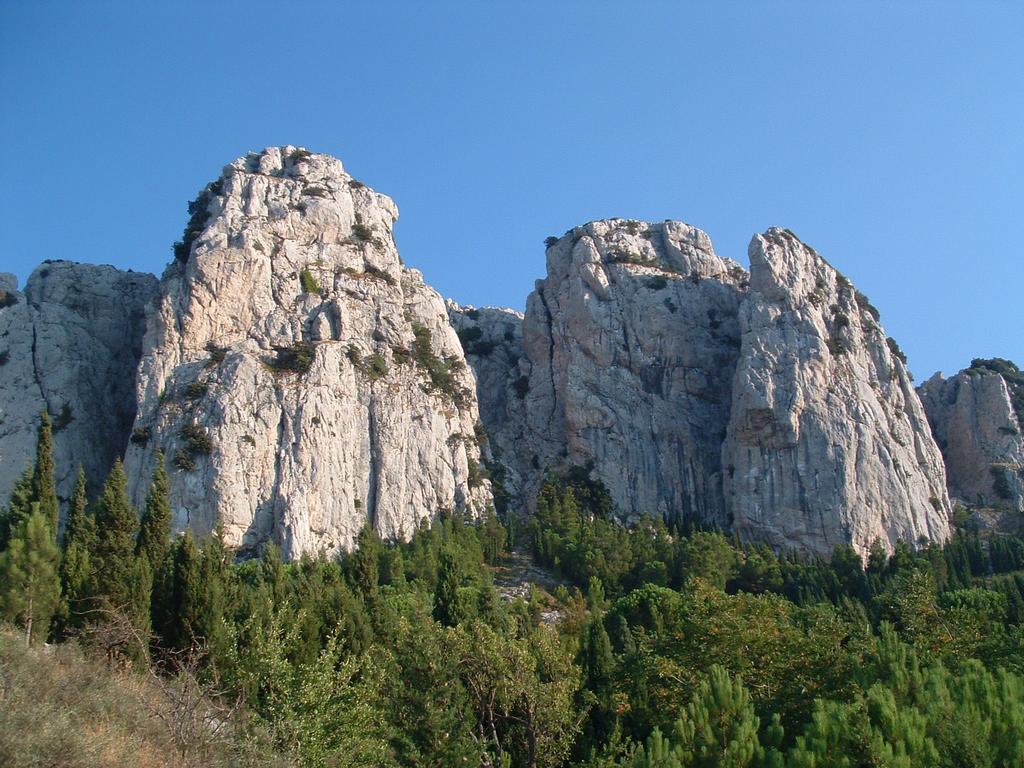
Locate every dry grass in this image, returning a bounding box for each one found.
[0,629,289,768]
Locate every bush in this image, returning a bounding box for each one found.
[303,185,328,197]
[172,450,196,471]
[411,323,469,404]
[366,353,388,381]
[855,290,881,322]
[352,222,374,243]
[184,381,208,400]
[827,338,847,356]
[886,337,908,366]
[545,236,559,248]
[180,423,212,455]
[130,427,151,445]
[172,179,223,263]
[644,276,668,290]
[467,458,487,488]
[363,264,396,286]
[205,343,227,367]
[289,148,313,163]
[0,288,17,308]
[299,269,321,295]
[53,402,74,431]
[267,342,316,375]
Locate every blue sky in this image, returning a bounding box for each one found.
[1,2,1021,380]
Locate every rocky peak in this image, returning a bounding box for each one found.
[919,360,1024,529]
[124,146,490,557]
[722,229,951,555]
[0,261,157,510]
[515,218,749,526]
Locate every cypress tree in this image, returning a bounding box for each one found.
[89,459,139,611]
[31,409,60,535]
[433,545,470,627]
[57,467,97,632]
[167,529,201,649]
[0,509,61,646]
[136,452,172,571]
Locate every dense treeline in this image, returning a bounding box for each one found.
[2,413,1024,766]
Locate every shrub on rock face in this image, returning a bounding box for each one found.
[268,342,316,375]
[172,180,223,263]
[0,288,17,308]
[299,268,321,295]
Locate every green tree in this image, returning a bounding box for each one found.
[0,467,34,549]
[88,459,139,610]
[0,510,60,645]
[349,523,382,598]
[31,410,60,535]
[673,665,762,768]
[434,545,475,627]
[136,452,172,572]
[57,467,96,632]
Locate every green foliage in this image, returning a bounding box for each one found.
[886,336,908,366]
[172,179,222,262]
[88,460,139,612]
[137,453,172,573]
[57,468,96,634]
[53,401,74,431]
[365,352,389,381]
[0,509,60,645]
[0,287,17,308]
[299,268,321,294]
[267,341,317,375]
[31,410,59,534]
[410,322,470,404]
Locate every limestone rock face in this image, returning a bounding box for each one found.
[447,302,530,510]
[919,365,1024,520]
[0,263,157,511]
[514,220,749,525]
[721,229,951,554]
[123,147,489,557]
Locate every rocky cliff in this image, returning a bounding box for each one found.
[919,361,1024,529]
[721,229,951,554]
[458,223,951,556]
[507,220,748,526]
[122,147,490,557]
[0,148,964,559]
[0,264,157,512]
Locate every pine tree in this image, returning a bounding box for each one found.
[57,467,96,632]
[0,467,34,549]
[673,665,762,768]
[89,459,139,611]
[434,545,471,627]
[349,523,382,597]
[31,409,60,535]
[136,452,172,572]
[0,509,61,645]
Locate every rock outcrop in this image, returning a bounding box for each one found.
[721,229,951,554]
[446,302,529,510]
[461,223,952,556]
[0,264,157,512]
[0,147,959,560]
[511,219,749,525]
[919,361,1024,527]
[123,147,490,557]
